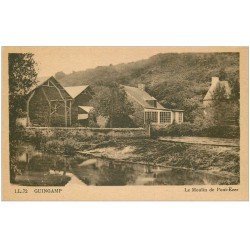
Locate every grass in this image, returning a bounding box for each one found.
[14,172,71,186]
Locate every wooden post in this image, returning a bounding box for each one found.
[26,91,35,127]
[25,152,29,172]
[26,101,30,127]
[171,111,174,124]
[65,101,67,127]
[69,101,72,126]
[41,87,52,127]
[48,105,51,127]
[158,111,161,124]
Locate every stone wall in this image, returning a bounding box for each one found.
[25,126,150,139]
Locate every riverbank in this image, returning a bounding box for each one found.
[20,130,240,183]
[158,136,239,147]
[13,137,240,186]
[78,138,239,177]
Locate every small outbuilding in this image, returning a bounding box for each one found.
[63,85,94,126]
[27,76,73,127]
[26,77,95,127]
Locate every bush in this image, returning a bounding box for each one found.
[152,122,239,139]
[153,122,198,137]
[96,164,135,186]
[199,125,239,138]
[63,139,81,156]
[21,129,46,149]
[28,155,54,172]
[44,140,64,154]
[44,139,81,156]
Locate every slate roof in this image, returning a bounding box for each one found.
[64,85,89,99]
[123,85,166,110]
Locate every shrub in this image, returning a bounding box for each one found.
[63,139,81,156]
[198,125,239,138]
[12,124,26,140]
[28,155,54,172]
[96,164,135,186]
[44,139,82,156]
[152,122,239,139]
[153,122,197,137]
[44,140,64,154]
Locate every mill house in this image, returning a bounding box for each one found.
[26,76,94,127]
[123,84,184,127]
[26,77,184,128]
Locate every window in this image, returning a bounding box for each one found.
[145,111,158,123]
[146,100,157,107]
[160,112,171,123]
[178,112,183,123]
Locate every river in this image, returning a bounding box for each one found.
[13,143,239,186]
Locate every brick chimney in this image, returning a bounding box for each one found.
[138,84,145,91]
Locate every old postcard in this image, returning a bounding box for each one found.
[1,46,248,201]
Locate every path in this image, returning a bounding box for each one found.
[158,136,239,147]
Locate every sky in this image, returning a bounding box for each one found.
[7,46,241,79]
[25,47,175,77]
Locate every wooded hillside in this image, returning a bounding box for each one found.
[56,52,239,122]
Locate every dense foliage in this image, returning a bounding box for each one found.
[56,52,239,125]
[90,82,134,127]
[152,123,240,139]
[9,53,38,134]
[9,53,38,183]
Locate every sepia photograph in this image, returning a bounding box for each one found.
[1,2,250,250]
[2,46,248,200]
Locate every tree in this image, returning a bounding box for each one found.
[90,82,134,128]
[8,53,38,183]
[9,53,38,134]
[207,85,229,126]
[182,98,202,123]
[218,67,227,81]
[55,71,66,80]
[203,73,240,127]
[212,84,228,101]
[227,70,240,101]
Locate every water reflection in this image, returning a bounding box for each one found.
[14,144,239,186]
[15,145,71,186]
[72,157,239,186]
